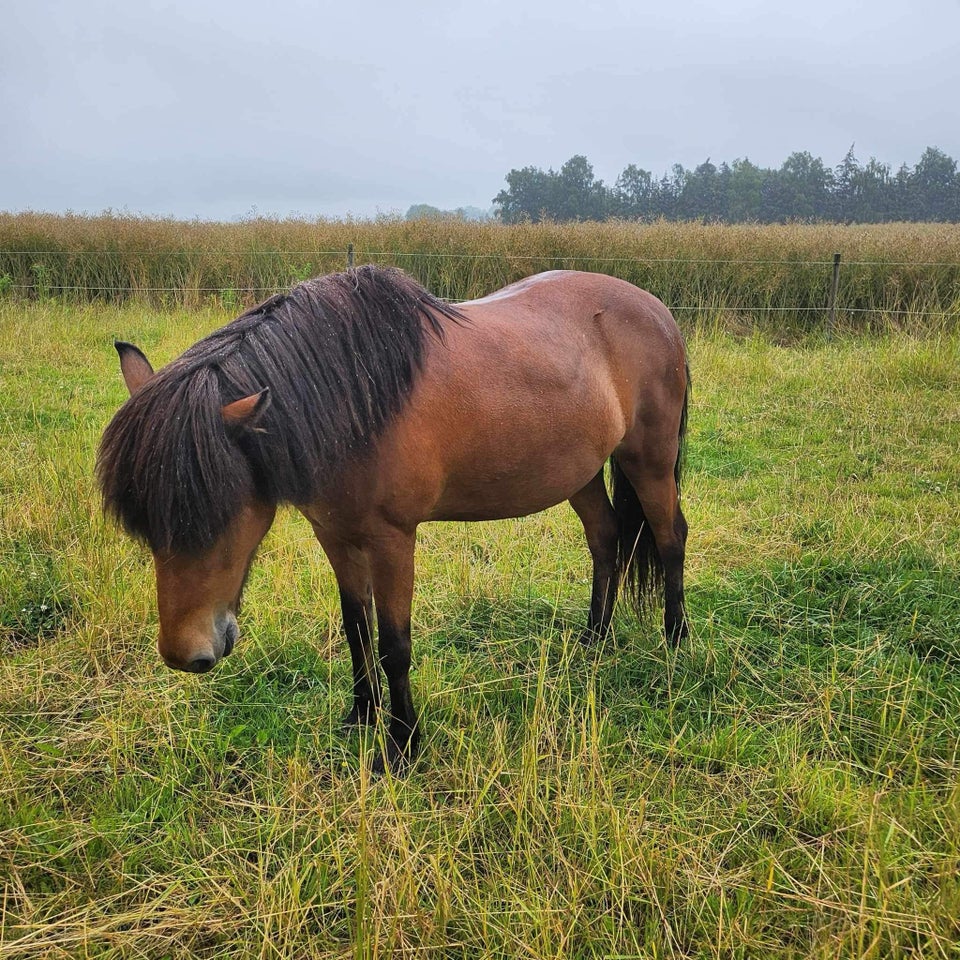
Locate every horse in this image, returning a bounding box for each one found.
[97,266,690,773]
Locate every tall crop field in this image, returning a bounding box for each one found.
[1,213,959,332]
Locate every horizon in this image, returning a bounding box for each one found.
[4,143,956,225]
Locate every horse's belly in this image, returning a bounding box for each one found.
[429,476,597,521]
[427,438,611,521]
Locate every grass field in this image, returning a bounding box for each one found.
[1,298,959,958]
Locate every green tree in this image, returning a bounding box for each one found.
[678,160,726,220]
[853,158,893,222]
[726,158,767,221]
[405,204,446,220]
[493,165,557,223]
[554,156,609,221]
[762,152,834,221]
[834,144,861,221]
[614,164,655,218]
[909,146,960,220]
[493,148,960,224]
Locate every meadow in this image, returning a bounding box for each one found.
[1,223,959,957]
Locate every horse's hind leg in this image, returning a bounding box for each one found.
[615,438,689,644]
[569,469,620,644]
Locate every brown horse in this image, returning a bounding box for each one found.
[98,266,689,772]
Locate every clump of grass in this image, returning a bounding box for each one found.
[0,538,75,651]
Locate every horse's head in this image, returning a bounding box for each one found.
[150,498,276,672]
[104,342,275,673]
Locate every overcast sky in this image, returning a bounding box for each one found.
[2,0,958,221]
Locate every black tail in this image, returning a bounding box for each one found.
[609,362,689,618]
[609,457,662,618]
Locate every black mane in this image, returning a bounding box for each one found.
[97,266,465,554]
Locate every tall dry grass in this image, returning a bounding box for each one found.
[1,212,959,331]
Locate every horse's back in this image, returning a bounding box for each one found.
[456,270,685,424]
[344,272,686,526]
[460,269,673,325]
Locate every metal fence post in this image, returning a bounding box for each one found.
[827,252,841,336]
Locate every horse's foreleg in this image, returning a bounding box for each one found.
[314,531,381,728]
[569,469,620,644]
[369,527,420,774]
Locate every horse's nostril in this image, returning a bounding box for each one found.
[186,655,216,674]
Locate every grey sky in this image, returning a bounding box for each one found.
[3,0,958,220]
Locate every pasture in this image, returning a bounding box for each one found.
[1,294,959,958]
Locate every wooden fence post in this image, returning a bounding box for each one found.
[347,244,354,269]
[827,252,841,336]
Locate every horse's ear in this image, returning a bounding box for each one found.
[115,341,154,396]
[222,389,271,428]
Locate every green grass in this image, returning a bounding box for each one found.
[1,301,959,958]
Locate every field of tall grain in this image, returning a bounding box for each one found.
[1,218,959,957]
[2,213,960,331]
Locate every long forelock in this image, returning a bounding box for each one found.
[97,365,254,554]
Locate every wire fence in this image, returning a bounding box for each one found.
[6,248,960,267]
[2,246,958,326]
[2,284,954,320]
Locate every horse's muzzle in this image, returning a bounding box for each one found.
[159,613,238,673]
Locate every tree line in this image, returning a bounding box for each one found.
[492,147,960,223]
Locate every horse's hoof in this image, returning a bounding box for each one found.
[371,729,421,777]
[341,702,377,732]
[578,623,610,646]
[666,619,689,646]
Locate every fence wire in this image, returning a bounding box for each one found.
[3,247,958,321]
[6,285,955,319]
[4,248,960,267]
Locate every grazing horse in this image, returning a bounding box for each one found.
[97,266,690,772]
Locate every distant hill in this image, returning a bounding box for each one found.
[405,204,492,221]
